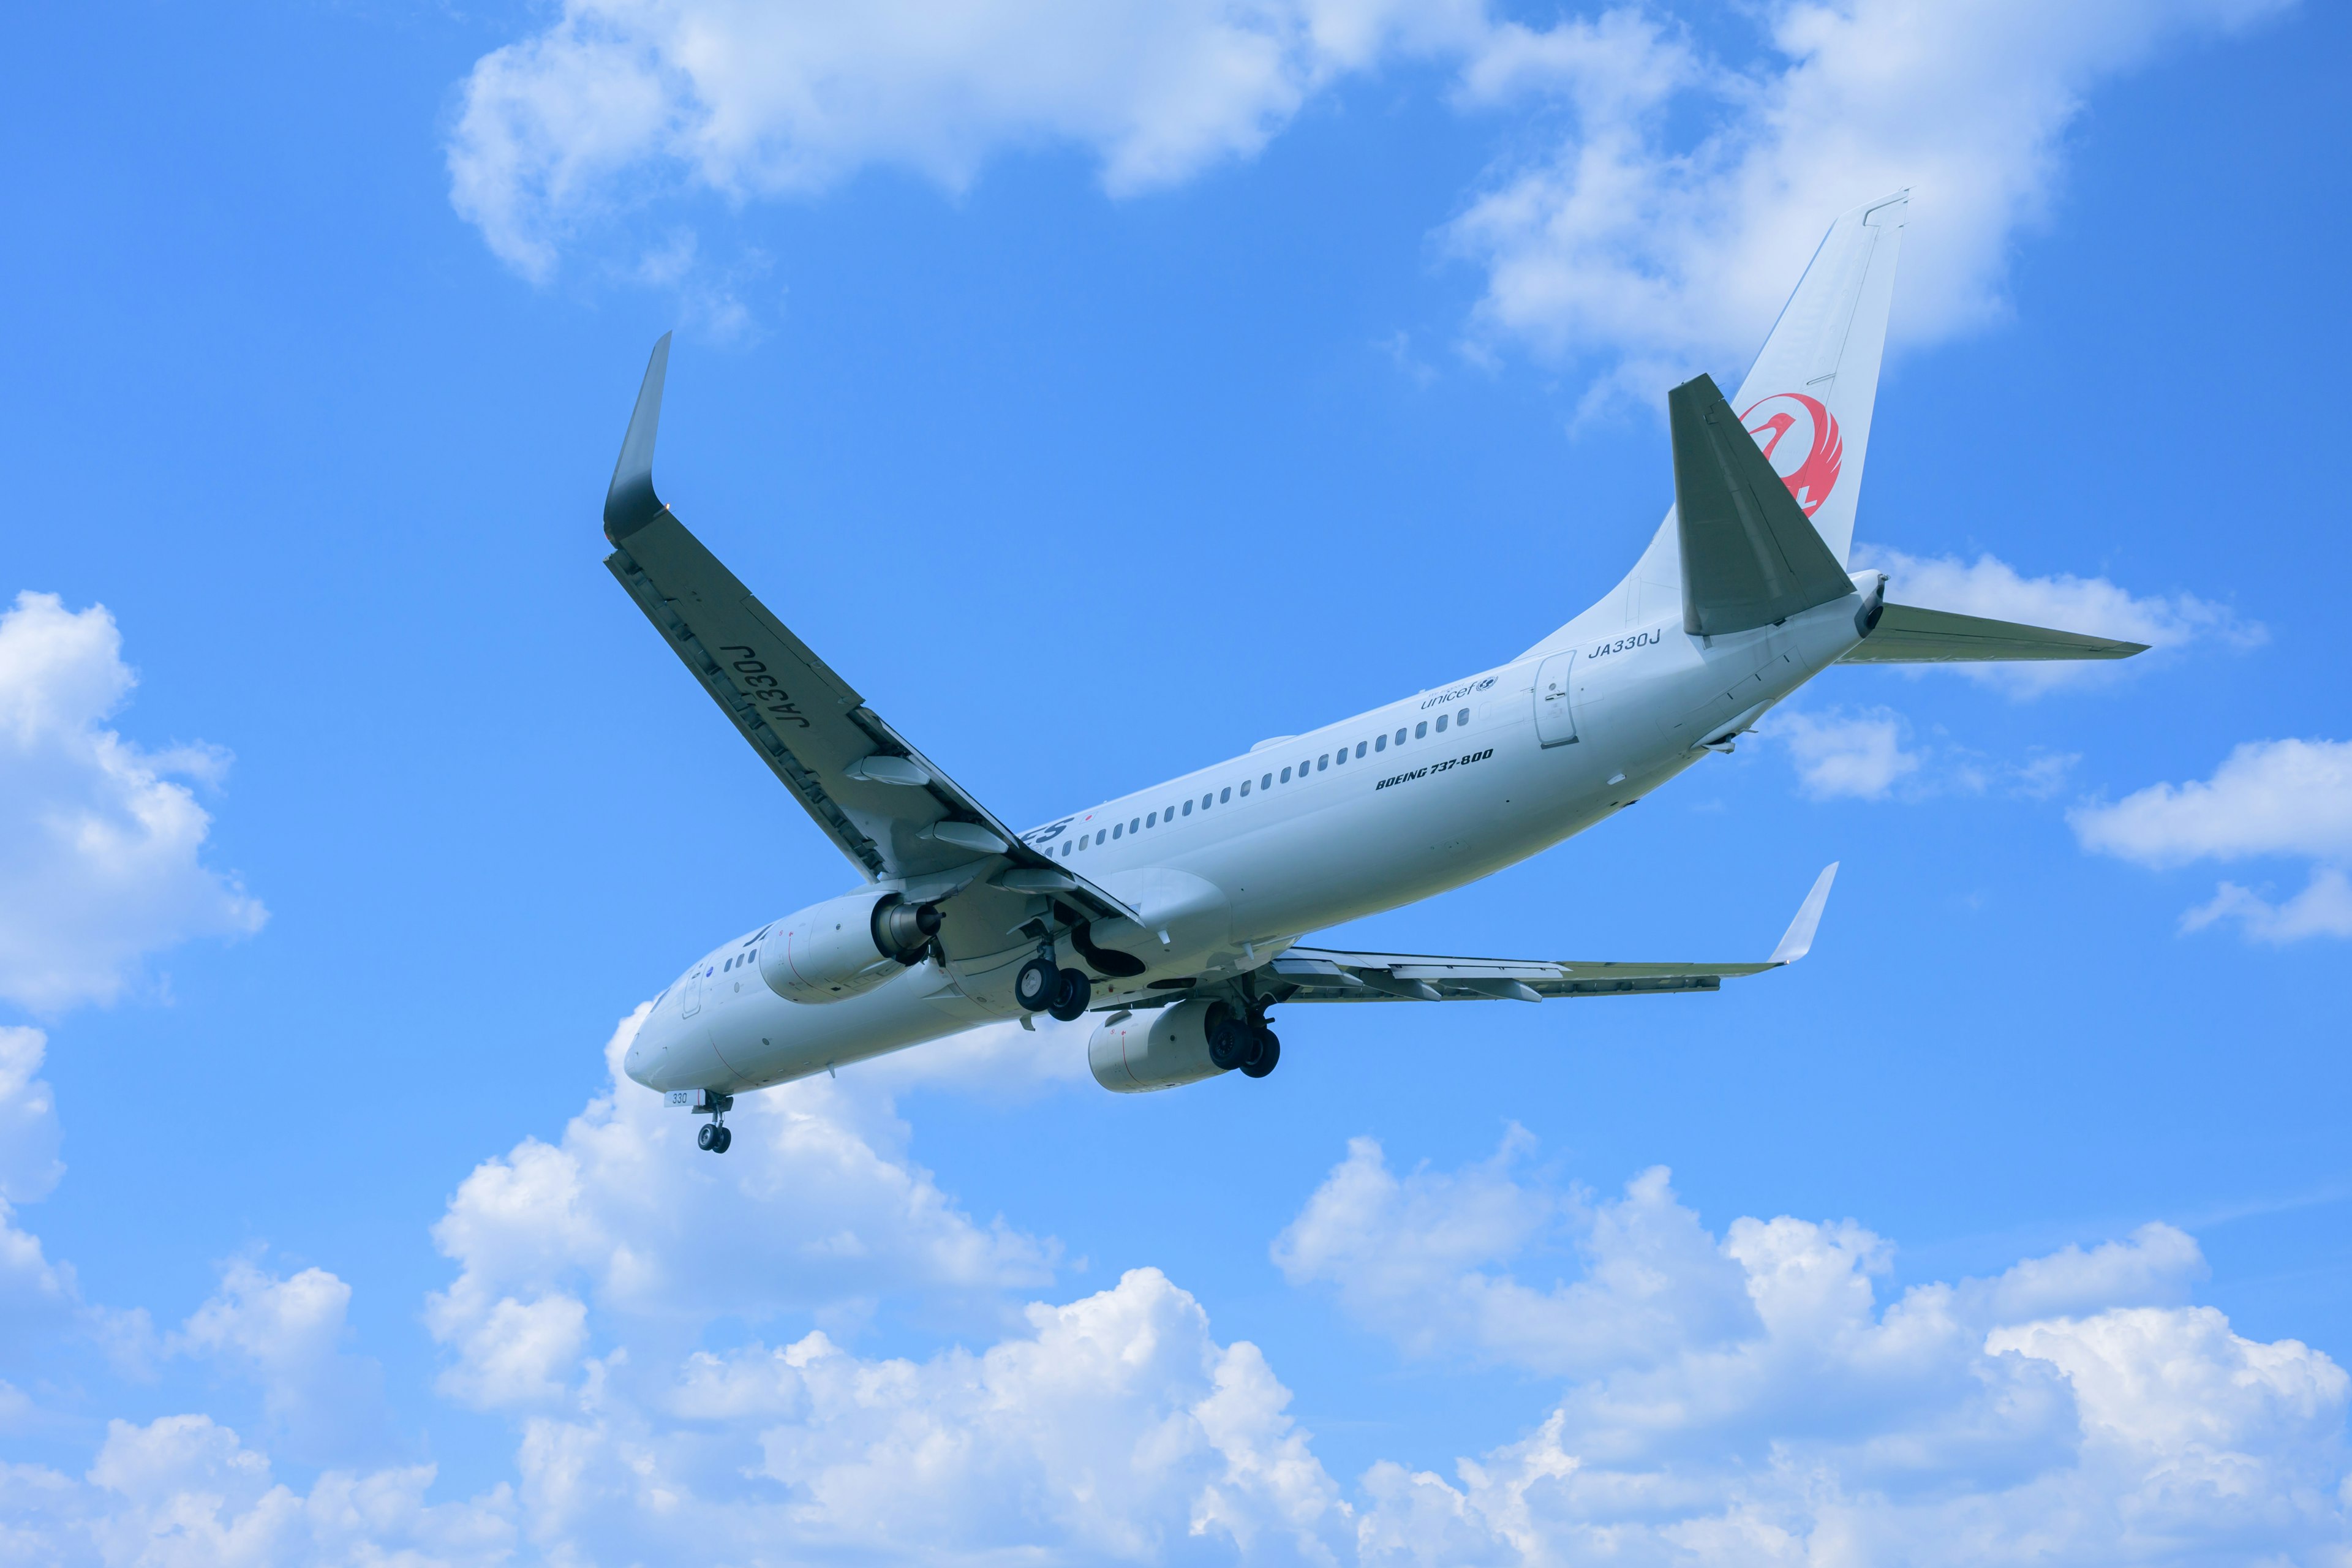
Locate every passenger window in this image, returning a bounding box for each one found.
[1062,842,1072,854]
[1096,830,1106,846]
[1281,767,1292,783]
[1317,755,1328,771]
[1113,823,1123,839]
[1240,780,1251,796]
[1219,788,1231,804]
[1375,734,1386,752]
[1261,773,1273,790]
[1458,707,1469,726]
[1415,721,1427,739]
[1147,811,1156,827]
[1355,741,1366,758]
[1395,728,1406,745]
[1182,800,1193,816]
[1435,714,1448,733]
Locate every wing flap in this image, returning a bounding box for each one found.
[1266,864,1836,1004]
[1841,602,2148,663]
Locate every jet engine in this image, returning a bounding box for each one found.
[760,892,941,1005]
[1088,999,1231,1093]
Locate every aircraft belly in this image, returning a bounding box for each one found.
[698,961,986,1091]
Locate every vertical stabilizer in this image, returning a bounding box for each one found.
[1524,193,1907,658]
[1729,192,1906,565]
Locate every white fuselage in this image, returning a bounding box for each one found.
[622,584,1874,1095]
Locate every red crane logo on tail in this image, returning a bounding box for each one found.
[1740,393,1842,518]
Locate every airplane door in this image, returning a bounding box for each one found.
[680,963,705,1018]
[1534,650,1580,747]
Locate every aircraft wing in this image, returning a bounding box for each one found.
[598,336,1139,925]
[1265,864,1836,1003]
[1839,602,2147,663]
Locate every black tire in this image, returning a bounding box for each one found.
[1049,967,1092,1022]
[1208,1018,1250,1072]
[1241,1029,1281,1079]
[713,1126,733,1153]
[696,1123,717,1151]
[1015,956,1059,1012]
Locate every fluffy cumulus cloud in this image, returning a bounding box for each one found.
[424,1005,1060,1415]
[1856,548,2263,696]
[420,1008,1346,1561]
[0,592,264,1013]
[174,1260,394,1467]
[1287,1137,2351,1566]
[1447,0,2291,389]
[445,0,2290,384]
[447,0,1486,280]
[2072,737,2352,941]
[0,1415,515,1568]
[8,1016,2350,1561]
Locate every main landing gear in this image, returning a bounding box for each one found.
[695,1094,734,1154]
[1208,1009,1281,1079]
[1016,954,1093,1023]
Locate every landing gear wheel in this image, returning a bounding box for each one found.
[1015,956,1059,1012]
[1208,1017,1251,1072]
[1048,968,1092,1022]
[1241,1028,1281,1079]
[696,1123,717,1152]
[712,1126,733,1153]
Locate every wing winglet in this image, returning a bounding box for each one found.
[605,333,673,543]
[1770,862,1839,965]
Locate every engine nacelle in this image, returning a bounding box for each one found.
[760,892,941,1005]
[1088,999,1232,1093]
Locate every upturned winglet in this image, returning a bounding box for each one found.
[604,333,673,543]
[1770,863,1839,965]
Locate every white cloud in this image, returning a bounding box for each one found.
[1447,0,2291,390]
[1771,704,1923,799]
[445,0,2286,392]
[1766,703,2079,802]
[0,592,265,1014]
[0,1027,62,1207]
[1274,1137,1756,1376]
[2072,737,2352,941]
[492,1268,1348,1563]
[1856,548,2263,696]
[6,1414,516,1568]
[0,1027,74,1337]
[447,0,1485,280]
[425,1006,1061,1410]
[175,1261,393,1466]
[1297,1139,2350,1567]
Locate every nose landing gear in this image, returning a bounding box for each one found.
[695,1095,734,1154]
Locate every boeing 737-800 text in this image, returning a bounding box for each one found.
[602,193,2144,1153]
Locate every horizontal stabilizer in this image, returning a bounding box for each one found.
[1839,603,2149,664]
[1672,373,1854,636]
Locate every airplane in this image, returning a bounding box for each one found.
[606,192,2145,1153]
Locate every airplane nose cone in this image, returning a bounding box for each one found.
[623,1033,650,1087]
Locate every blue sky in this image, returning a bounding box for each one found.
[2,0,2348,1561]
